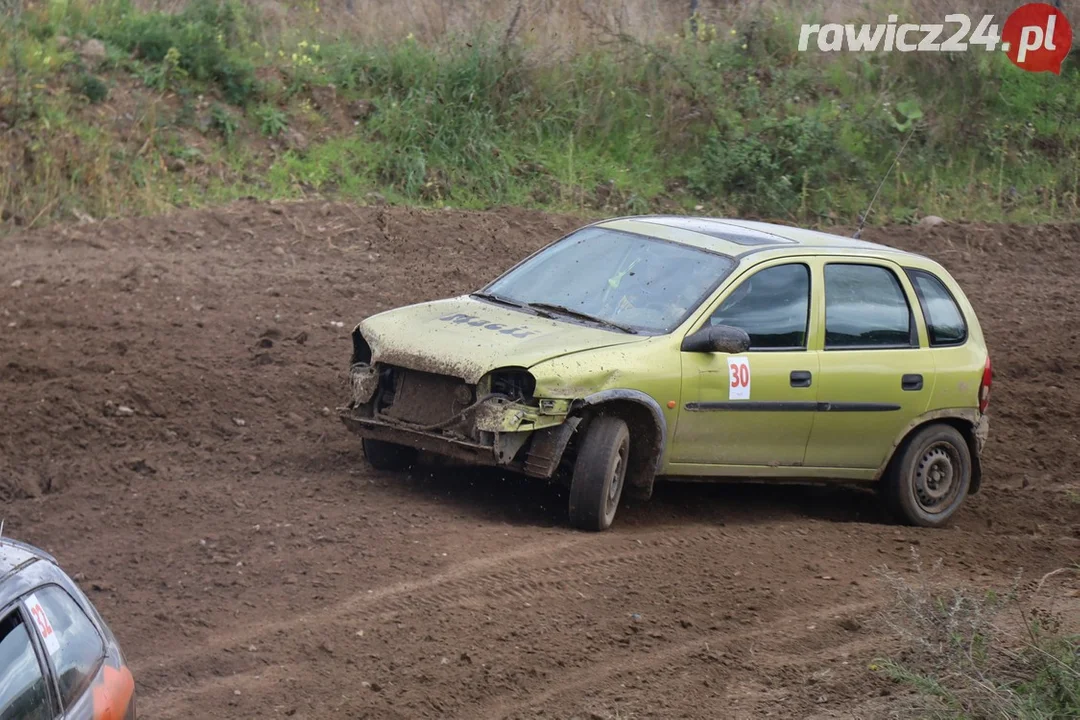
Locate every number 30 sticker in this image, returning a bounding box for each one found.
[728,356,751,400]
[25,593,61,654]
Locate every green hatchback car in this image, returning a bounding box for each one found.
[340,216,991,531]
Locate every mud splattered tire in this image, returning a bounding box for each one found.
[568,416,630,532]
[362,438,417,472]
[884,424,971,528]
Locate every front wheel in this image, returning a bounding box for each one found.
[568,416,630,531]
[883,424,972,528]
[362,438,417,472]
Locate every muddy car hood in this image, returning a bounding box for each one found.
[358,296,647,383]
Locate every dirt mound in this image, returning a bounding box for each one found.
[1,203,1077,718]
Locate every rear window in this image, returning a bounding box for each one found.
[908,270,968,346]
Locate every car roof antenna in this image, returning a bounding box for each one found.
[854,124,918,240]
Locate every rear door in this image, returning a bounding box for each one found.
[803,258,935,469]
[671,259,819,467]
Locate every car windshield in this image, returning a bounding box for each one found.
[481,227,736,334]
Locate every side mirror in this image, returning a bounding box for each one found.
[680,324,751,354]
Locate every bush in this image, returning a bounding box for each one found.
[692,112,841,217]
[90,0,260,104]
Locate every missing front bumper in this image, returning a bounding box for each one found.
[339,411,579,479]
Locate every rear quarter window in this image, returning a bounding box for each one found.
[907,269,968,346]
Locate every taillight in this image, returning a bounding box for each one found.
[978,356,992,412]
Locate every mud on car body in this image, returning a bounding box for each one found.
[0,536,135,720]
[341,216,992,531]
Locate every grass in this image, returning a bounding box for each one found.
[1,0,1079,230]
[876,555,1080,719]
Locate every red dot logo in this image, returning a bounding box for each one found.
[1002,3,1072,74]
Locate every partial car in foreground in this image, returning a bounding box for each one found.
[340,216,991,531]
[0,535,135,719]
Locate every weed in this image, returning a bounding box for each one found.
[72,73,108,103]
[877,554,1080,719]
[254,104,288,137]
[209,103,239,142]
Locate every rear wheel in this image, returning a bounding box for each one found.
[568,416,630,531]
[362,438,417,472]
[883,424,971,528]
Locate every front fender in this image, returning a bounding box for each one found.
[576,389,668,465]
[573,389,667,501]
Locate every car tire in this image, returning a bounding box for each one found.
[568,416,630,531]
[883,423,972,528]
[362,438,417,472]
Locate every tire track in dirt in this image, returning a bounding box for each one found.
[145,596,884,720]
[141,526,740,664]
[137,525,749,713]
[474,600,881,720]
[138,535,581,667]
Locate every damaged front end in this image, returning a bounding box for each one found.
[339,331,578,478]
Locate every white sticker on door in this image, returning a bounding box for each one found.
[728,356,751,400]
[25,592,61,655]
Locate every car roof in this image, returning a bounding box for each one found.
[0,538,56,587]
[596,215,919,259]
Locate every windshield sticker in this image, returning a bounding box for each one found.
[728,356,751,400]
[25,593,62,655]
[438,313,541,339]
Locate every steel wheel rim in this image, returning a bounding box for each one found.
[604,440,628,523]
[913,442,961,514]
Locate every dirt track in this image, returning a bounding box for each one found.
[2,202,1078,719]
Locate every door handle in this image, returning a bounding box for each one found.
[902,374,923,391]
[790,370,813,388]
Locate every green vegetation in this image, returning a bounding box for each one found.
[1,0,1079,229]
[877,561,1080,719]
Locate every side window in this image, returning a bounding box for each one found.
[0,610,51,720]
[908,270,967,346]
[27,586,104,710]
[709,264,810,349]
[824,264,913,349]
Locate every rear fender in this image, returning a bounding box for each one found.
[876,408,984,494]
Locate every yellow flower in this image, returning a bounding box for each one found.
[730,28,737,35]
[313,44,320,53]
[741,43,747,50]
[299,40,308,48]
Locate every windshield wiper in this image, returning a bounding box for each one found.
[471,292,527,309]
[524,302,637,334]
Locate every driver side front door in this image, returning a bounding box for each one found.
[670,260,819,469]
